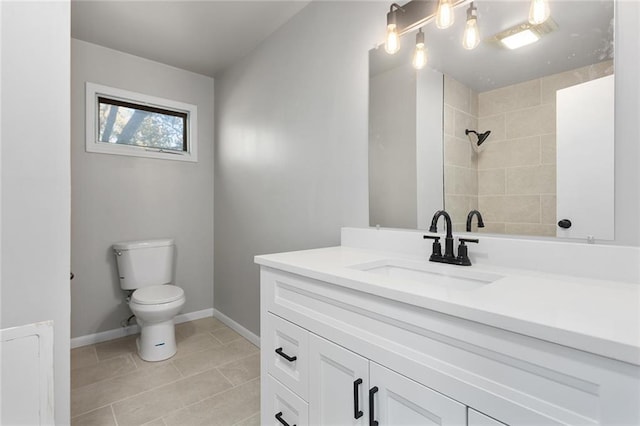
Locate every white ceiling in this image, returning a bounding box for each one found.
[71,1,311,77]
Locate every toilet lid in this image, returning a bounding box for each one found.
[132,285,184,305]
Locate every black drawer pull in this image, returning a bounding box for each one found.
[275,347,297,362]
[275,411,296,426]
[369,386,379,426]
[353,378,363,419]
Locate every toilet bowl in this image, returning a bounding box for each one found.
[113,238,185,362]
[129,284,185,361]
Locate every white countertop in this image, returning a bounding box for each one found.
[255,246,640,366]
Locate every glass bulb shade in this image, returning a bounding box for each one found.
[412,43,427,69]
[385,24,401,54]
[435,0,455,29]
[529,0,550,25]
[462,17,480,50]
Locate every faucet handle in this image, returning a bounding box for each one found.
[423,235,442,259]
[459,237,479,244]
[456,238,478,266]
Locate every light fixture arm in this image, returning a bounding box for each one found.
[389,3,405,13]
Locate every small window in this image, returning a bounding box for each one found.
[86,83,197,162]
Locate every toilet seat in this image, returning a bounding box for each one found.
[132,285,184,305]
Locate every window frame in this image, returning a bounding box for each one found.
[85,82,198,162]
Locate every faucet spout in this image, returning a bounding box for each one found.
[466,210,485,232]
[429,210,454,258]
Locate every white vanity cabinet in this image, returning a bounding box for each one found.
[259,265,640,426]
[264,314,467,426]
[308,333,466,425]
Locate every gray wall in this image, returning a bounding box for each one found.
[369,63,418,229]
[214,1,388,335]
[71,39,215,338]
[1,2,71,423]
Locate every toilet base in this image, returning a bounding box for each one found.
[136,319,177,362]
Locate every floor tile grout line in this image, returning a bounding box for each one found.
[216,366,234,385]
[131,373,240,425]
[175,347,260,380]
[215,352,260,386]
[73,324,237,369]
[71,364,183,419]
[71,354,139,391]
[232,411,260,426]
[72,344,252,415]
[110,404,119,426]
[71,322,253,421]
[87,358,243,420]
[74,338,225,391]
[163,375,262,421]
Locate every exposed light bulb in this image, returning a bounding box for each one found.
[385,24,401,54]
[462,3,480,50]
[529,0,550,25]
[385,9,400,54]
[435,0,455,29]
[412,29,427,69]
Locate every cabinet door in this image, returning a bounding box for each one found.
[309,334,370,425]
[369,362,466,426]
[468,408,507,426]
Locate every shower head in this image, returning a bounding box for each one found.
[465,129,491,146]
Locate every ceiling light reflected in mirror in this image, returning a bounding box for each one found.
[500,30,540,49]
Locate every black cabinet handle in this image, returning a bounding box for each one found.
[353,378,363,419]
[275,411,296,426]
[369,386,379,426]
[558,219,572,229]
[275,347,297,362]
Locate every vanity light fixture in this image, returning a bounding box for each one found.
[490,19,557,50]
[462,2,480,50]
[435,0,455,29]
[412,28,427,69]
[529,0,551,25]
[385,3,405,54]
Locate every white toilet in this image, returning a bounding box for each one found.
[113,238,185,361]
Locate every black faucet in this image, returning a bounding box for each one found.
[466,210,485,232]
[429,210,455,259]
[424,210,479,266]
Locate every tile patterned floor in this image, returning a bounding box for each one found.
[70,317,260,426]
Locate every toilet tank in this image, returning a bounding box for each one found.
[113,239,174,290]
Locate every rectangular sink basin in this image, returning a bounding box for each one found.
[349,259,504,291]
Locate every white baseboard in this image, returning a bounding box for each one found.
[70,308,214,349]
[213,309,261,347]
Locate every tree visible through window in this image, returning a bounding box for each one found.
[98,97,187,152]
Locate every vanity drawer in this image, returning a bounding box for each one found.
[264,374,309,426]
[263,312,309,401]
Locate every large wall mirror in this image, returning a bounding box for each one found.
[369,0,615,240]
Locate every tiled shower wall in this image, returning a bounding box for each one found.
[444,60,613,236]
[476,60,613,236]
